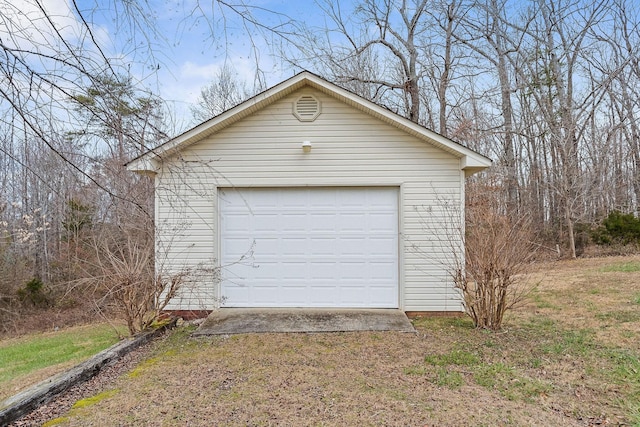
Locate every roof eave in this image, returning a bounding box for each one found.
[461,155,492,177]
[126,157,159,174]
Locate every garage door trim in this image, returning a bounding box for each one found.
[218,187,400,308]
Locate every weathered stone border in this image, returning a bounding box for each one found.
[0,320,175,426]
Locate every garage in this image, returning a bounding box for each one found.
[127,72,491,313]
[219,187,399,308]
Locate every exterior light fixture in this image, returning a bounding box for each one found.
[302,140,312,153]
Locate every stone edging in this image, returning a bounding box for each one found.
[0,320,175,426]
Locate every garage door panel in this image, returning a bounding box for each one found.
[221,261,247,279]
[252,284,279,301]
[369,287,397,304]
[340,286,367,305]
[220,188,398,308]
[252,238,278,256]
[309,261,336,278]
[279,262,307,278]
[281,238,307,255]
[336,237,366,256]
[253,262,280,279]
[338,220,366,233]
[251,191,278,208]
[281,193,309,208]
[309,213,337,232]
[310,287,337,305]
[369,237,398,256]
[309,238,334,255]
[368,261,397,278]
[337,189,367,205]
[223,283,249,303]
[281,213,307,231]
[281,287,307,304]
[336,261,366,279]
[222,238,253,258]
[369,213,397,231]
[253,214,279,231]
[309,190,336,208]
[223,213,251,232]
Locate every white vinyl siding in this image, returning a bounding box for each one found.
[155,87,464,311]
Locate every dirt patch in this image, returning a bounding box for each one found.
[8,341,154,427]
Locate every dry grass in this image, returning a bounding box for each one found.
[46,256,640,426]
[523,256,640,349]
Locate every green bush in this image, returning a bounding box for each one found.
[592,211,640,245]
[17,277,50,307]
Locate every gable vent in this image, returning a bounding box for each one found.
[293,94,321,122]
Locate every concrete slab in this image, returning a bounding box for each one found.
[192,308,416,336]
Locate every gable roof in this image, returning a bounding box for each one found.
[126,71,492,175]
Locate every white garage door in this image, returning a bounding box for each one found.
[219,187,398,308]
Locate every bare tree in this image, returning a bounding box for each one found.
[282,0,430,122]
[454,0,527,213]
[520,0,608,257]
[590,0,640,215]
[190,65,253,122]
[420,0,470,137]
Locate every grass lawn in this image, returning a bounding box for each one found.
[0,323,125,402]
[34,256,640,426]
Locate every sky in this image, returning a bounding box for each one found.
[2,0,330,131]
[76,0,325,128]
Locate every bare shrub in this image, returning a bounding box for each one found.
[413,181,539,331]
[79,220,221,335]
[89,229,156,335]
[458,196,538,330]
[70,222,165,335]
